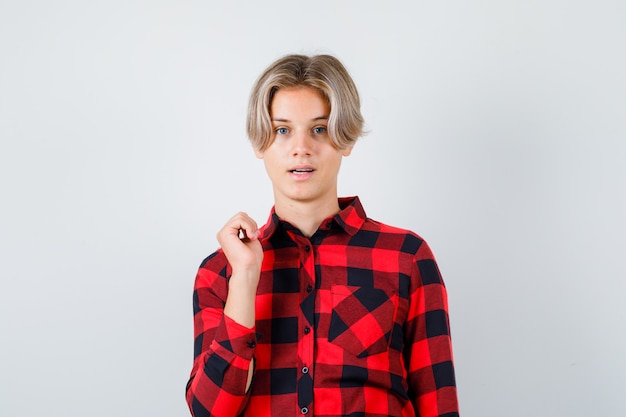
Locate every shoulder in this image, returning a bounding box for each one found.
[193,249,231,309]
[355,218,446,289]
[198,248,227,270]
[195,249,231,288]
[359,217,437,260]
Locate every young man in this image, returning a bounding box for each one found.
[186,54,459,417]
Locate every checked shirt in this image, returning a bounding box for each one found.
[186,197,459,417]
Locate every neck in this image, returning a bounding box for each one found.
[274,197,341,238]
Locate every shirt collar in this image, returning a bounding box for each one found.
[259,196,367,240]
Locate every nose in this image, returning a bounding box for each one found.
[291,130,313,156]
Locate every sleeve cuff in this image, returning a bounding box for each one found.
[213,313,258,360]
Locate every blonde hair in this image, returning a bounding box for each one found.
[246,54,365,151]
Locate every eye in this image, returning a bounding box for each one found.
[313,126,327,135]
[275,127,289,135]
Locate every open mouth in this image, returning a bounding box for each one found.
[290,168,314,175]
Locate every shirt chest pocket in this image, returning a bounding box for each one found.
[328,284,398,358]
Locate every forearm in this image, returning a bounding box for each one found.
[223,271,260,392]
[223,271,259,329]
[407,247,460,416]
[408,333,459,417]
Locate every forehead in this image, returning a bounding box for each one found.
[270,86,329,118]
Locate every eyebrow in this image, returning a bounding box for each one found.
[271,116,329,123]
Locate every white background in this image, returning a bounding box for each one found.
[1,1,625,416]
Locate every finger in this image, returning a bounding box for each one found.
[238,221,259,240]
[239,228,258,241]
[222,213,259,240]
[233,213,259,240]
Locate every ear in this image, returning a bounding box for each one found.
[254,148,264,159]
[341,145,353,157]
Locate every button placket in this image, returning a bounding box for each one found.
[297,237,315,415]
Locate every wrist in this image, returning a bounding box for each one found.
[229,268,261,286]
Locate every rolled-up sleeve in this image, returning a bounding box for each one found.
[186,252,258,417]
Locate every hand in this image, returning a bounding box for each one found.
[219,212,263,330]
[217,212,264,278]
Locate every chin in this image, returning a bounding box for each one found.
[284,191,319,203]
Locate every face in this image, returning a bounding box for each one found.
[255,86,352,208]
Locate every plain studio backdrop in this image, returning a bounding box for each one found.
[1,1,625,416]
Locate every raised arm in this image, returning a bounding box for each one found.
[186,213,263,417]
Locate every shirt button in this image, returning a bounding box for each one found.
[301,407,309,414]
[306,284,313,293]
[305,245,311,252]
[304,326,311,335]
[302,366,309,374]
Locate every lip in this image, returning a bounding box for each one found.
[288,165,315,180]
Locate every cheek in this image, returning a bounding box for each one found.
[332,154,345,167]
[263,154,282,176]
[263,157,274,172]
